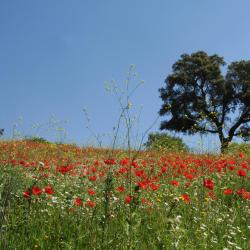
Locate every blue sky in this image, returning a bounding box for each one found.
[1,0,250,151]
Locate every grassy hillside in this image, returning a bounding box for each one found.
[0,140,250,249]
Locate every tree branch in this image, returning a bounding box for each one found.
[228,111,250,140]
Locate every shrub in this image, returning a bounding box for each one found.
[226,142,250,156]
[144,132,188,152]
[24,136,50,144]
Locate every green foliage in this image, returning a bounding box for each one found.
[144,132,188,152]
[226,142,250,156]
[24,136,50,144]
[159,51,250,152]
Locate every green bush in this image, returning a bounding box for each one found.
[24,136,50,144]
[144,132,188,152]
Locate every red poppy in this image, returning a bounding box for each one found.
[208,191,217,200]
[86,200,96,207]
[170,180,179,187]
[74,197,83,206]
[150,183,160,191]
[223,189,233,195]
[119,158,130,166]
[125,195,132,204]
[242,192,250,200]
[32,186,42,196]
[44,185,54,195]
[161,167,167,173]
[237,188,246,196]
[118,167,128,174]
[131,161,139,168]
[184,172,194,181]
[116,186,125,193]
[23,189,31,198]
[135,170,144,177]
[137,181,147,189]
[104,159,116,165]
[181,193,191,203]
[90,166,97,173]
[203,179,214,190]
[238,169,246,177]
[56,166,71,175]
[88,188,96,195]
[88,175,97,182]
[239,152,244,158]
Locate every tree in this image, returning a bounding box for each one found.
[159,51,250,153]
[144,132,188,152]
[0,129,4,137]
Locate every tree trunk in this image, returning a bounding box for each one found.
[220,138,230,154]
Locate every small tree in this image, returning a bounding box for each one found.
[0,129,4,137]
[159,51,250,153]
[145,132,188,152]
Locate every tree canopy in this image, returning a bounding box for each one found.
[159,51,250,152]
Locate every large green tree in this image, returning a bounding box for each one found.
[159,51,250,153]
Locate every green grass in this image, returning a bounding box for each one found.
[0,141,250,249]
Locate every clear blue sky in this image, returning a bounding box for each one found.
[1,0,250,151]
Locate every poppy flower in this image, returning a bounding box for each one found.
[118,167,127,174]
[74,197,83,206]
[119,158,130,166]
[239,152,244,158]
[56,166,71,175]
[90,167,97,173]
[137,181,147,189]
[171,180,179,187]
[86,200,96,207]
[125,195,132,204]
[236,188,246,196]
[44,185,54,195]
[116,186,125,193]
[135,170,144,177]
[150,183,160,191]
[23,189,31,198]
[131,161,139,168]
[184,172,194,181]
[242,192,250,200]
[88,188,96,195]
[223,189,233,195]
[88,175,97,182]
[203,179,214,190]
[208,191,216,200]
[238,169,246,177]
[104,159,116,165]
[161,167,167,173]
[181,193,191,203]
[32,186,42,196]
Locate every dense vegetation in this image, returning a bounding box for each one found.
[144,132,188,152]
[0,140,249,249]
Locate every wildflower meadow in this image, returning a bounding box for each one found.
[0,140,249,249]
